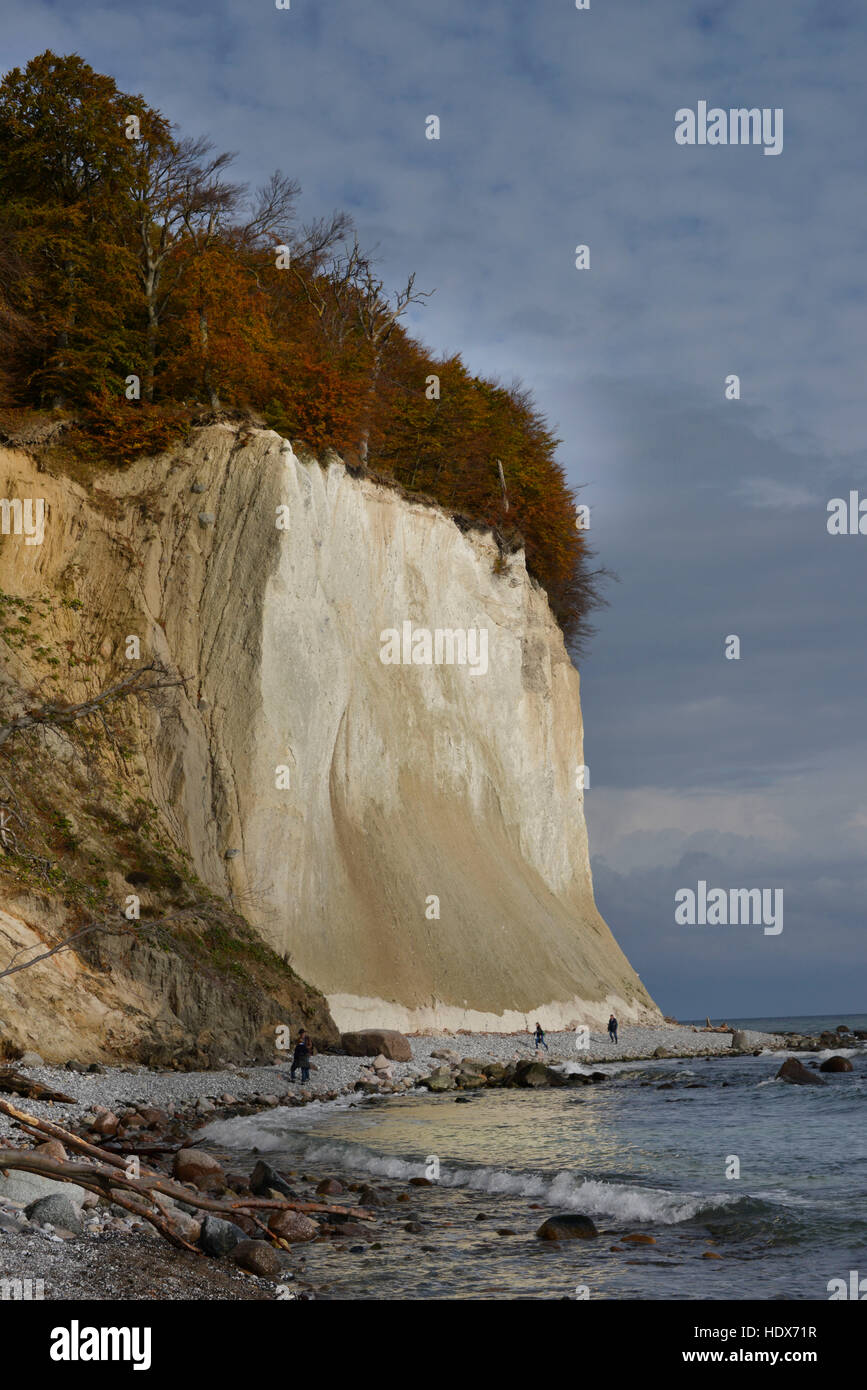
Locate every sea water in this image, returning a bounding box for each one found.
[203,1023,866,1300]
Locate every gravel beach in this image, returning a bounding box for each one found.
[0,1024,784,1142]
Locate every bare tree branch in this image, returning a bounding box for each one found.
[0,660,188,749]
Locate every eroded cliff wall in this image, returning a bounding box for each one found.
[0,424,660,1036]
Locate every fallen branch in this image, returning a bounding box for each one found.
[0,1098,373,1256]
[0,1069,77,1103]
[0,906,202,982]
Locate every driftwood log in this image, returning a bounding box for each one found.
[0,1097,372,1253]
[0,1068,77,1103]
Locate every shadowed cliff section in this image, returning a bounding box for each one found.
[0,424,660,1040]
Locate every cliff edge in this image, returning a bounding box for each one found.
[0,423,660,1042]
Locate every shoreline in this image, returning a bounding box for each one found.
[2,1022,861,1300]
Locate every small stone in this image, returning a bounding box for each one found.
[91,1112,120,1136]
[173,1149,225,1186]
[268,1209,318,1243]
[199,1214,246,1256]
[250,1161,295,1200]
[34,1140,67,1162]
[197,512,216,527]
[231,1238,281,1277]
[622,1233,656,1245]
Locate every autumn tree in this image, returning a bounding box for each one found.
[0,51,160,405]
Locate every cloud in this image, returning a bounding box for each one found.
[3,0,865,1017]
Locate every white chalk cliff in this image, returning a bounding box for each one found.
[0,424,660,1033]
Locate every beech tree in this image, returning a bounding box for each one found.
[0,51,603,645]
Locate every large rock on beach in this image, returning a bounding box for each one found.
[341,1029,412,1061]
[514,1060,564,1088]
[0,1170,89,1209]
[777,1058,826,1086]
[422,1070,454,1092]
[536,1213,599,1241]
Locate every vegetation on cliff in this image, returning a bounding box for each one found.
[0,51,603,646]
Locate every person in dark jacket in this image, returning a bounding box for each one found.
[291,1029,312,1083]
[534,1022,549,1052]
[607,1014,618,1044]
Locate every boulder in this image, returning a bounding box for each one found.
[482,1061,507,1083]
[458,1057,487,1074]
[231,1238,282,1277]
[730,1030,766,1052]
[536,1213,599,1241]
[455,1071,487,1089]
[137,1106,170,1128]
[199,1213,246,1256]
[422,1072,454,1092]
[341,1030,412,1062]
[18,1051,44,1068]
[0,1170,89,1209]
[91,1111,120,1136]
[152,1194,202,1244]
[173,1149,225,1185]
[316,1177,344,1196]
[776,1058,825,1086]
[25,1194,84,1235]
[819,1055,853,1073]
[268,1209,318,1243]
[514,1060,554,1088]
[250,1160,296,1200]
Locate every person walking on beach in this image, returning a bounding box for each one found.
[607,1014,618,1045]
[291,1029,312,1083]
[534,1022,549,1052]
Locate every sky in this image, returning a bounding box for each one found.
[3,0,865,1019]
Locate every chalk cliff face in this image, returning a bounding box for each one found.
[0,424,660,1035]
